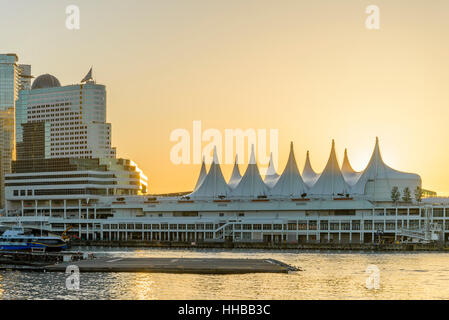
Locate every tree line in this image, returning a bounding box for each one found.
[391,186,422,204]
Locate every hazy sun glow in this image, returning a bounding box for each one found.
[3,0,449,195]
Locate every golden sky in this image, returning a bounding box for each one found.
[3,0,449,194]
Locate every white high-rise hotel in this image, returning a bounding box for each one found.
[16,73,116,159]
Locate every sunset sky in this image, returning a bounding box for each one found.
[2,0,449,194]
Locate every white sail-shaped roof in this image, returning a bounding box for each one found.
[341,149,361,186]
[228,155,242,189]
[193,156,207,191]
[231,145,269,198]
[270,142,308,198]
[264,152,280,188]
[352,137,421,200]
[189,148,230,199]
[309,140,350,196]
[302,150,320,187]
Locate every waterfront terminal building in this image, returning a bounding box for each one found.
[2,132,449,244]
[1,67,447,245]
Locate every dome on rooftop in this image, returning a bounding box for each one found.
[31,74,61,90]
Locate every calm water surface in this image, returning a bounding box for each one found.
[1,247,449,300]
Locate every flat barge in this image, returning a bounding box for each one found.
[44,257,298,274]
[0,251,299,274]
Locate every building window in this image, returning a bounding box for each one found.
[434,208,444,217]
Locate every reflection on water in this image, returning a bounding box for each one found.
[1,247,449,299]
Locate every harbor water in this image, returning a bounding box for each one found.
[1,247,449,299]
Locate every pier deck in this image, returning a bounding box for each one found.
[44,257,299,274]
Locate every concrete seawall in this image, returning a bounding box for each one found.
[71,240,447,251]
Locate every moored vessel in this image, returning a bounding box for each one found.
[0,225,67,251]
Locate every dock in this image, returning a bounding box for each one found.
[44,257,299,274]
[0,250,87,267]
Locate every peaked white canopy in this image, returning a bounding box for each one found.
[189,148,230,199]
[231,145,269,198]
[193,156,207,191]
[302,151,320,187]
[310,140,350,196]
[352,137,421,200]
[341,149,361,186]
[264,152,280,188]
[270,142,308,197]
[228,155,242,189]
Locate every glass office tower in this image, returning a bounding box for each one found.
[0,54,31,208]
